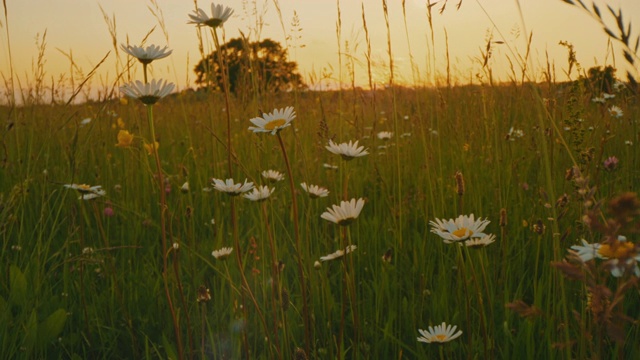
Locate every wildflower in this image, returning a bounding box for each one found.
[120,79,175,106]
[248,106,296,135]
[603,156,619,171]
[325,139,369,160]
[506,127,524,141]
[172,242,180,250]
[382,247,393,263]
[377,131,393,140]
[608,105,623,118]
[181,182,190,192]
[243,185,274,201]
[321,198,365,226]
[613,80,625,92]
[115,129,134,147]
[570,237,638,270]
[188,3,234,28]
[144,141,159,155]
[211,178,254,196]
[603,92,615,99]
[464,234,496,248]
[417,322,463,343]
[80,118,92,126]
[103,206,115,217]
[429,214,490,243]
[400,132,412,138]
[64,183,106,200]
[212,247,233,260]
[323,163,338,170]
[591,96,605,104]
[197,286,212,303]
[313,261,322,269]
[261,169,285,183]
[320,245,357,262]
[300,182,329,198]
[625,140,633,146]
[120,44,172,65]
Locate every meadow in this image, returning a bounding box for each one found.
[2,1,640,359]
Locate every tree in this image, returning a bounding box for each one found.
[194,38,305,94]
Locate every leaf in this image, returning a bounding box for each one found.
[23,310,38,351]
[162,334,178,360]
[9,265,27,306]
[623,51,634,65]
[592,3,601,19]
[37,309,67,347]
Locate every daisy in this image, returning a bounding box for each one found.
[300,182,329,198]
[64,183,106,200]
[180,182,190,193]
[212,178,254,196]
[248,106,296,135]
[325,139,369,160]
[261,170,285,183]
[321,198,365,226]
[429,214,490,243]
[608,105,624,118]
[377,131,393,140]
[115,129,134,147]
[120,79,175,106]
[188,3,234,28]
[243,185,274,201]
[120,44,172,64]
[417,322,463,343]
[320,245,357,262]
[212,247,233,260]
[464,234,496,248]
[323,163,339,170]
[506,127,524,141]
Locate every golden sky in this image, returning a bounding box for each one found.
[1,0,638,96]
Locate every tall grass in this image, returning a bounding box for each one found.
[2,1,640,359]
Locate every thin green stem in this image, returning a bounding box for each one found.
[276,131,311,355]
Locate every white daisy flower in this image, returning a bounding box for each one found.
[506,127,524,141]
[325,139,369,160]
[591,96,606,104]
[261,170,284,183]
[300,182,329,198]
[377,131,393,140]
[120,79,175,106]
[243,185,274,202]
[464,234,496,248]
[323,163,338,170]
[569,239,603,262]
[211,178,254,196]
[320,245,357,262]
[417,322,463,343]
[608,105,623,118]
[429,214,490,243]
[212,247,233,260]
[321,198,365,226]
[120,44,172,64]
[80,118,92,126]
[603,92,615,99]
[64,183,106,200]
[188,3,234,28]
[248,106,296,135]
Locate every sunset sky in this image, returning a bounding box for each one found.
[1,0,639,96]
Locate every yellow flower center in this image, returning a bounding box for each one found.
[264,119,286,131]
[435,334,447,342]
[452,227,473,238]
[598,241,634,259]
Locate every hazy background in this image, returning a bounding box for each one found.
[1,0,639,95]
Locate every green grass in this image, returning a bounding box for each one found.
[1,81,639,359]
[2,1,640,358]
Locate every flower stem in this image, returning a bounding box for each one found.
[276,132,312,355]
[147,104,184,360]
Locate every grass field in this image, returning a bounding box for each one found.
[2,1,640,359]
